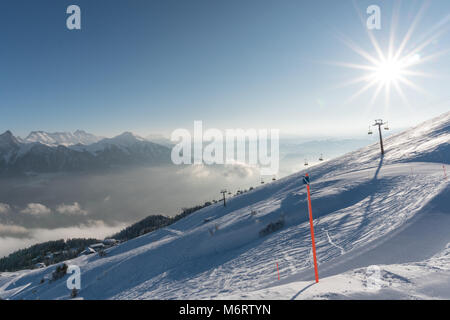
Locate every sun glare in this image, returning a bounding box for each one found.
[373,58,403,84]
[331,2,449,109]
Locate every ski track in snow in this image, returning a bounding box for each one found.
[322,228,345,255]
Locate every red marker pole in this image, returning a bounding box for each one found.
[276,262,280,280]
[305,173,319,283]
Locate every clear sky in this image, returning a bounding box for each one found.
[1,0,449,138]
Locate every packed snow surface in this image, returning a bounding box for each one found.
[0,112,448,300]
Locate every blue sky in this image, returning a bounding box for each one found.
[1,0,449,138]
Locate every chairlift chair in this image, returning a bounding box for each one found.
[384,122,389,130]
[368,126,373,135]
[304,159,309,166]
[319,153,323,161]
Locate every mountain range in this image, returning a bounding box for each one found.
[0,130,172,175]
[21,130,103,147]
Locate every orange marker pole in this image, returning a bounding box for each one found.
[305,173,319,283]
[276,262,280,280]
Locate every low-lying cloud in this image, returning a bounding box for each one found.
[0,224,28,237]
[0,220,126,258]
[56,202,88,216]
[181,162,259,180]
[0,203,11,214]
[20,203,52,216]
[0,165,263,257]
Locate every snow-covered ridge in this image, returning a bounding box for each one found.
[0,112,449,299]
[69,132,147,154]
[24,130,103,147]
[0,130,172,174]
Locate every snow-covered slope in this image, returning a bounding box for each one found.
[0,112,448,300]
[222,243,450,300]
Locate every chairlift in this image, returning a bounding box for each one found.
[260,179,265,185]
[384,122,389,130]
[304,159,309,166]
[272,176,276,181]
[368,126,373,135]
[319,153,323,161]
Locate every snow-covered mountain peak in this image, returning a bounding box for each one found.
[0,130,20,148]
[101,132,146,146]
[74,129,87,135]
[116,131,145,140]
[72,131,153,154]
[24,130,102,147]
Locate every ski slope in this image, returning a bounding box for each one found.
[223,243,450,300]
[0,112,449,300]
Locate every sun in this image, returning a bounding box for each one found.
[373,58,403,85]
[331,2,448,109]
